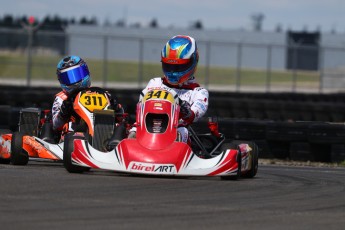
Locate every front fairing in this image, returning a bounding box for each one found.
[136,90,180,150]
[72,88,112,136]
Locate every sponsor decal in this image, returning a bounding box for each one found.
[166,59,178,64]
[241,154,250,171]
[0,139,11,158]
[129,162,176,174]
[24,137,45,152]
[79,91,109,112]
[201,90,209,97]
[195,101,207,111]
[143,90,175,104]
[178,90,191,99]
[154,102,163,110]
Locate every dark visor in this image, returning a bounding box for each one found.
[162,60,193,73]
[58,65,89,86]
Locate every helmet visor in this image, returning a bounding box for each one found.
[162,59,193,73]
[58,65,89,86]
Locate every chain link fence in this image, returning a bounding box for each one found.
[1,27,345,93]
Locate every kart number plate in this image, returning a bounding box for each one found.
[79,92,109,112]
[143,90,175,103]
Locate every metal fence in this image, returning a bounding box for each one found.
[1,27,345,93]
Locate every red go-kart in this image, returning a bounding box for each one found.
[63,89,258,179]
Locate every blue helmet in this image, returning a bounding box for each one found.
[56,55,91,94]
[161,35,199,85]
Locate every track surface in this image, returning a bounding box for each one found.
[0,161,344,230]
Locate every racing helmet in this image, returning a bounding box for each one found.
[56,55,91,94]
[161,35,199,85]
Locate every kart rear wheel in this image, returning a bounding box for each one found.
[63,132,90,173]
[220,142,241,180]
[10,132,29,165]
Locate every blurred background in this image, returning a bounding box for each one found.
[1,0,345,93]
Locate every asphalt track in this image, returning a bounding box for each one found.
[0,161,344,230]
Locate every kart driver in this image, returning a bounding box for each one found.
[52,55,125,147]
[129,35,209,143]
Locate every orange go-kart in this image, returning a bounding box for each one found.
[0,87,127,165]
[0,108,62,165]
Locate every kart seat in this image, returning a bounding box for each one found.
[146,113,169,134]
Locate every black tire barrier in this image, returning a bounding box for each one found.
[331,144,345,163]
[266,122,311,159]
[264,100,283,121]
[253,139,274,159]
[266,121,310,142]
[310,144,332,162]
[233,120,267,140]
[289,142,314,161]
[308,123,345,144]
[1,85,345,163]
[0,105,11,129]
[2,85,345,123]
[0,106,20,131]
[247,100,266,120]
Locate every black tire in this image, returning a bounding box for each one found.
[230,140,259,178]
[220,141,241,180]
[241,141,259,178]
[10,132,29,165]
[0,158,11,164]
[63,132,90,173]
[93,122,114,151]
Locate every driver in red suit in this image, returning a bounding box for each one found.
[130,35,209,143]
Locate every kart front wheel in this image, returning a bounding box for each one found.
[63,132,90,173]
[229,140,259,178]
[10,132,29,165]
[242,141,259,178]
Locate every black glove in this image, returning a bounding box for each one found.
[111,98,123,113]
[60,100,73,119]
[180,100,193,120]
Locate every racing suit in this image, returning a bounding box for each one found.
[52,91,68,131]
[133,77,209,143]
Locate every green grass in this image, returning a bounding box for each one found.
[0,54,320,88]
[340,160,345,167]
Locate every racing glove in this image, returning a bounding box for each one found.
[114,101,124,114]
[59,100,73,120]
[111,98,126,123]
[180,100,195,124]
